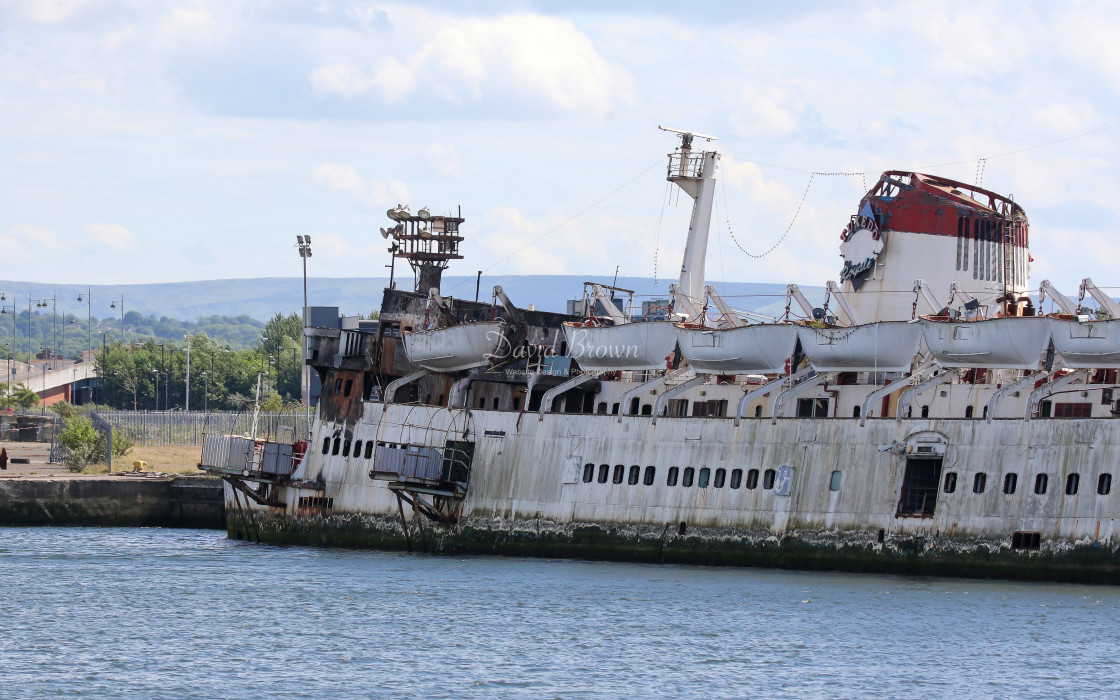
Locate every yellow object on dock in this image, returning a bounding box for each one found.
[132,460,148,471]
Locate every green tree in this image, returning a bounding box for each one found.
[6,383,39,408]
[58,416,134,471]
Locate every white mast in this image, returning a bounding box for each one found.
[660,125,718,315]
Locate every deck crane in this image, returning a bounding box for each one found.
[947,282,985,321]
[912,279,945,318]
[704,285,744,328]
[1079,278,1120,319]
[1038,280,1081,316]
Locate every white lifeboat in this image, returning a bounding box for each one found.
[402,321,505,372]
[676,323,797,374]
[563,321,678,371]
[1049,316,1120,368]
[919,316,1051,369]
[796,321,922,373]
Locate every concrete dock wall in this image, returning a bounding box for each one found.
[0,476,225,528]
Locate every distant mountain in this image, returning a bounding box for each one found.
[0,276,825,322]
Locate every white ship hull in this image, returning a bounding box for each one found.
[796,321,922,373]
[402,321,504,372]
[563,321,678,371]
[1049,317,1120,369]
[920,317,1051,369]
[676,323,797,374]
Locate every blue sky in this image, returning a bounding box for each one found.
[2,0,1118,298]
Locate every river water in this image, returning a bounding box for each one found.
[2,527,1117,698]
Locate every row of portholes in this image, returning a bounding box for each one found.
[321,435,376,460]
[947,470,1112,496]
[581,464,778,491]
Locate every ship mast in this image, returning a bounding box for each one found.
[660,126,718,315]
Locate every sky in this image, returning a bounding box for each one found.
[2,0,1119,300]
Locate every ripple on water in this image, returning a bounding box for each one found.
[1,527,1119,698]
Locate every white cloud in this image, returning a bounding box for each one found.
[11,0,91,23]
[312,162,366,194]
[311,57,415,103]
[160,2,215,38]
[85,223,133,247]
[312,162,412,210]
[0,224,62,261]
[312,231,348,258]
[309,12,634,116]
[426,142,460,177]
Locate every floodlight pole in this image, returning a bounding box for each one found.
[297,235,312,440]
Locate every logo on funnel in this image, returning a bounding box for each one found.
[839,201,883,290]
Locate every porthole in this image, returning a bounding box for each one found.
[332,437,341,456]
[643,466,656,486]
[713,468,726,489]
[763,468,776,490]
[1033,473,1048,495]
[582,463,594,483]
[973,472,987,494]
[321,437,330,454]
[682,467,695,488]
[730,469,743,489]
[698,467,710,488]
[1099,473,1113,495]
[830,470,843,492]
[597,464,609,484]
[666,466,679,487]
[342,439,351,457]
[352,440,362,458]
[943,472,957,494]
[364,441,374,459]
[628,465,640,486]
[612,464,624,484]
[1003,473,1018,495]
[1065,473,1080,496]
[746,468,759,490]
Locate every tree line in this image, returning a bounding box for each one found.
[0,309,268,362]
[92,313,306,411]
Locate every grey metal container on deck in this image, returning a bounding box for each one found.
[260,442,294,476]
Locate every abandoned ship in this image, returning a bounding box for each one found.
[200,127,1120,583]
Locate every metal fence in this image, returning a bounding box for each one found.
[99,410,310,446]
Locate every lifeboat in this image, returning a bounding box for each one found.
[402,321,505,372]
[563,321,678,371]
[919,316,1051,369]
[676,323,798,374]
[796,321,922,373]
[1049,316,1120,368]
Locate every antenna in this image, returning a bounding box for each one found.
[659,125,717,150]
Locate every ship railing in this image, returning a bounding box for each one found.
[668,152,706,179]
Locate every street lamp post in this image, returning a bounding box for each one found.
[151,368,159,411]
[109,297,124,341]
[28,295,42,373]
[1,296,15,397]
[295,235,312,438]
[76,289,92,359]
[37,294,57,358]
[201,371,209,412]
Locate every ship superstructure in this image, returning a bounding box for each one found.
[200,130,1120,583]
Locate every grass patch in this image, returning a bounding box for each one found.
[125,445,205,474]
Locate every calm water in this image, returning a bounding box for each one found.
[1,528,1118,699]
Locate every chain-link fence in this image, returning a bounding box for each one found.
[98,410,310,446]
